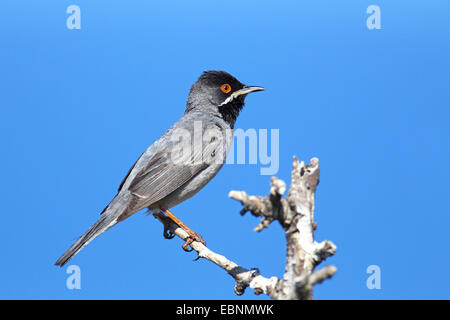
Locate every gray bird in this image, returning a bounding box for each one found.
[55,70,264,266]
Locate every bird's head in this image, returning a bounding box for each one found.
[185,70,264,127]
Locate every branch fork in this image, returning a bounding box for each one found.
[153,156,337,299]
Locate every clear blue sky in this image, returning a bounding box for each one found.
[1,1,449,299]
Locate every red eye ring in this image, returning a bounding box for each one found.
[220,84,232,94]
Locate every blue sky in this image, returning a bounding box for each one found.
[1,1,449,299]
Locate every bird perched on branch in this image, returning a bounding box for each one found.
[55,70,264,266]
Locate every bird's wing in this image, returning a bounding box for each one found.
[125,134,219,211]
[117,150,145,192]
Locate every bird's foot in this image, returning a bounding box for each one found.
[157,214,175,239]
[160,208,206,251]
[182,230,206,252]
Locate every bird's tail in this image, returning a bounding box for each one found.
[55,196,129,267]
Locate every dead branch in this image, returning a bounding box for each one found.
[153,157,337,299]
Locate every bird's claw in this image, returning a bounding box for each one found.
[182,231,206,252]
[160,216,175,239]
[182,238,194,252]
[164,228,175,239]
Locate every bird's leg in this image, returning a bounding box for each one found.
[152,212,176,239]
[161,216,176,240]
[161,208,206,252]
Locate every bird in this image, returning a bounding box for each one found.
[55,70,264,267]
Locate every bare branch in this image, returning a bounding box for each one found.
[153,156,337,299]
[152,212,279,296]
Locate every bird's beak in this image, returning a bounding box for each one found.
[219,85,265,106]
[234,85,265,96]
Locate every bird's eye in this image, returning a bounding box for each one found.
[220,84,232,94]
